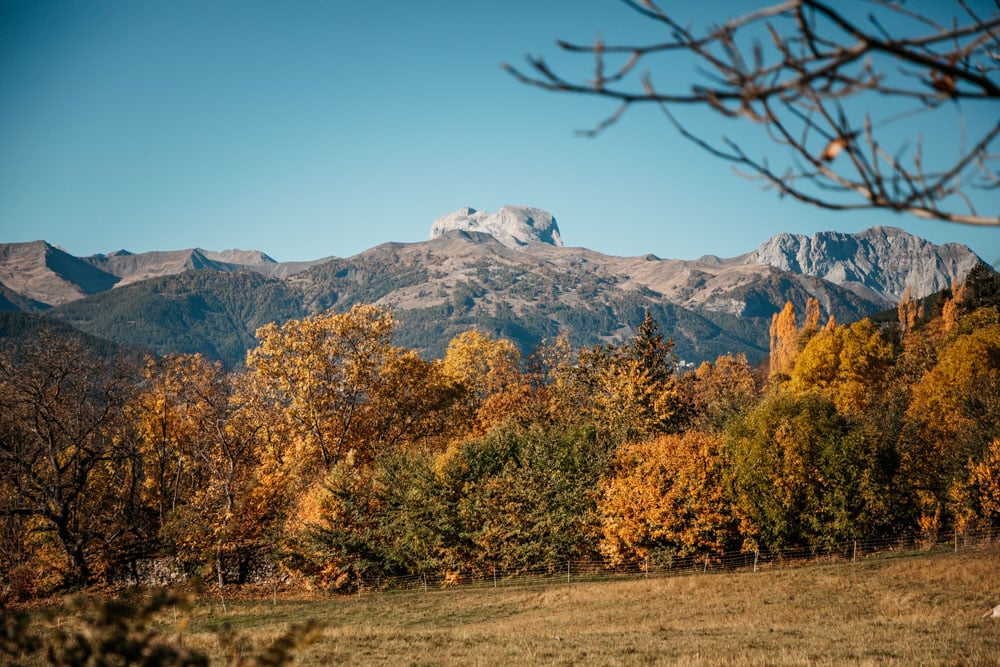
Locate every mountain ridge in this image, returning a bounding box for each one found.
[0,222,987,367]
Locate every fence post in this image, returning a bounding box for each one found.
[703,554,708,574]
[753,550,758,573]
[493,567,497,589]
[954,531,958,553]
[645,558,649,578]
[852,540,857,563]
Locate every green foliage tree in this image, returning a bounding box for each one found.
[283,449,451,589]
[726,393,893,550]
[435,425,612,575]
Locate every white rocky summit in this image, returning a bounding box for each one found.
[430,206,563,248]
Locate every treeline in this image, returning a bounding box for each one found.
[1,265,999,600]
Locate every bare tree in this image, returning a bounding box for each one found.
[0,332,139,587]
[505,0,1000,225]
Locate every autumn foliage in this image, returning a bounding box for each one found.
[2,270,999,598]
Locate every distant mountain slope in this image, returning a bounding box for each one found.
[1,222,986,367]
[0,241,331,307]
[81,248,245,287]
[263,230,892,363]
[287,232,775,362]
[741,226,979,302]
[0,281,48,312]
[0,310,145,363]
[49,271,306,364]
[0,241,119,306]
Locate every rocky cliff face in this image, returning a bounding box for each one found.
[742,226,981,302]
[429,206,563,248]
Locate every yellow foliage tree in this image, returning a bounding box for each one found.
[907,320,1000,447]
[246,304,460,490]
[441,330,530,436]
[131,353,264,583]
[685,353,759,433]
[787,319,894,416]
[769,302,798,379]
[246,304,398,474]
[901,312,1000,533]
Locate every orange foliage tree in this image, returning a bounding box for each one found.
[131,353,264,583]
[598,431,740,565]
[683,353,760,433]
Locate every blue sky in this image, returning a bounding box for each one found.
[2,1,998,265]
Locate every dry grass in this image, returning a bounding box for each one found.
[169,548,1000,666]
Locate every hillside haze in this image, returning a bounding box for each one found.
[0,209,986,366]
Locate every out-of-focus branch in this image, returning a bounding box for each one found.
[505,0,1000,225]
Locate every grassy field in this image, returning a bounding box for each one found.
[158,548,1000,666]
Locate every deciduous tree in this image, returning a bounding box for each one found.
[132,354,264,583]
[683,353,760,433]
[0,334,138,588]
[441,330,530,436]
[599,431,740,566]
[726,393,892,550]
[787,318,894,416]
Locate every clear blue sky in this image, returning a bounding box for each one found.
[2,1,998,264]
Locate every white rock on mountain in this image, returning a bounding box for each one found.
[430,206,563,248]
[743,226,983,302]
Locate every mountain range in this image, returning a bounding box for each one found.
[0,206,987,366]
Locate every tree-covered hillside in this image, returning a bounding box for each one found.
[49,270,306,365]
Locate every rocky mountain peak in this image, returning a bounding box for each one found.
[743,226,983,302]
[429,206,563,248]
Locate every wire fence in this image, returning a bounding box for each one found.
[353,527,1000,595]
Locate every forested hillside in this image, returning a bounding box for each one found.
[1,265,998,600]
[50,271,307,364]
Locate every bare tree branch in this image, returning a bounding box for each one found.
[505,0,1000,225]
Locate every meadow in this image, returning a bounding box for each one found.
[157,547,1000,666]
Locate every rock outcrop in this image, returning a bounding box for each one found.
[429,206,563,248]
[742,226,982,301]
